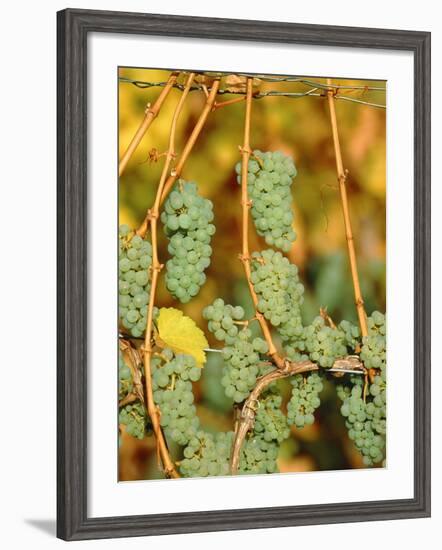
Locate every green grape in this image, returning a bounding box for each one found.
[287,372,323,428]
[119,225,153,337]
[250,249,304,342]
[179,431,233,478]
[151,351,202,446]
[119,401,150,440]
[239,434,280,475]
[118,350,133,401]
[203,298,245,344]
[254,393,290,443]
[287,316,347,368]
[361,312,386,372]
[204,299,270,403]
[179,430,280,478]
[337,310,386,468]
[161,180,215,303]
[236,150,297,252]
[339,319,361,351]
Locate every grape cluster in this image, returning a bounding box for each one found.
[119,401,150,440]
[204,300,269,403]
[367,371,387,437]
[289,316,347,368]
[254,393,290,443]
[179,430,279,477]
[339,319,361,351]
[338,377,385,466]
[287,372,323,428]
[221,329,268,403]
[240,435,279,475]
[119,224,153,337]
[161,180,215,303]
[118,350,133,401]
[179,431,232,477]
[236,150,297,252]
[203,298,245,344]
[152,350,201,446]
[360,311,386,371]
[250,249,304,341]
[336,312,386,465]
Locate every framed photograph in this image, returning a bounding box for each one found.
[57,8,431,541]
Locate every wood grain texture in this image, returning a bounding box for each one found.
[56,8,431,541]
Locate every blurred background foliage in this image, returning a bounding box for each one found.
[118,68,386,481]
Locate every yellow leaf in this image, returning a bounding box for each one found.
[157,308,208,366]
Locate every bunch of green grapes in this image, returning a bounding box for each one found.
[161,180,215,303]
[221,329,268,403]
[202,298,245,344]
[339,319,361,351]
[254,393,290,443]
[119,401,150,440]
[204,300,269,403]
[179,430,279,477]
[236,150,297,252]
[367,370,387,437]
[118,350,133,401]
[288,316,347,368]
[250,249,304,341]
[287,372,323,428]
[118,224,152,337]
[239,435,279,475]
[361,311,386,371]
[151,349,201,446]
[338,376,385,466]
[335,312,387,465]
[179,431,232,477]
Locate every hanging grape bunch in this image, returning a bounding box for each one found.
[117,71,387,481]
[161,180,215,303]
[118,225,153,337]
[236,150,297,252]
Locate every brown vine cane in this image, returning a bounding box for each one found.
[230,360,319,474]
[238,77,285,370]
[137,79,221,238]
[118,72,179,177]
[326,78,368,339]
[142,72,196,479]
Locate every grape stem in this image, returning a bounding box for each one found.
[119,72,179,177]
[239,78,286,370]
[137,78,221,238]
[319,306,337,330]
[118,393,138,408]
[230,359,319,474]
[326,79,368,338]
[142,72,196,479]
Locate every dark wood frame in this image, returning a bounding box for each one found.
[57,8,431,541]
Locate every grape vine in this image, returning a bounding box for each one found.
[118,71,387,480]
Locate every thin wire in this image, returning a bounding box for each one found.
[236,73,386,91]
[334,94,386,108]
[119,77,386,109]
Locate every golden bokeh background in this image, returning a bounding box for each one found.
[118,68,386,481]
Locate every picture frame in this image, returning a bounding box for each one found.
[57,8,431,541]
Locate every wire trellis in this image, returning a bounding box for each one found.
[119,74,387,109]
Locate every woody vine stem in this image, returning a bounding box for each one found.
[142,72,196,478]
